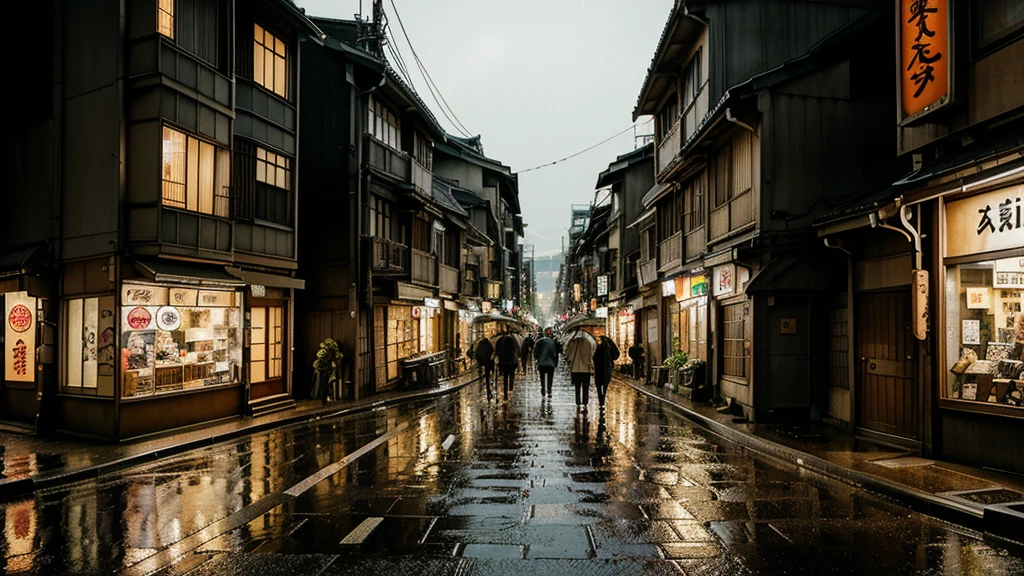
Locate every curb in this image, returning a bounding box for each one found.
[0,375,481,500]
[619,378,1001,537]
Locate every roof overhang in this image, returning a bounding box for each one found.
[634,10,706,120]
[226,267,305,290]
[628,207,657,230]
[641,182,674,208]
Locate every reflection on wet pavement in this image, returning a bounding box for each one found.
[2,368,1023,575]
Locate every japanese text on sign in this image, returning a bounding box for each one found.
[900,0,949,118]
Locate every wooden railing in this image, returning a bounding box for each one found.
[411,159,433,197]
[368,237,408,274]
[365,134,411,182]
[637,258,658,286]
[685,226,705,261]
[411,249,437,286]
[709,190,754,241]
[658,231,683,272]
[681,84,709,144]
[657,120,681,175]
[439,263,459,294]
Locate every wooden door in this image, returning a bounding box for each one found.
[856,292,918,439]
[250,304,287,401]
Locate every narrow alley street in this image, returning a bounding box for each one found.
[3,369,1022,576]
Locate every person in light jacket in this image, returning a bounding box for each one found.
[533,328,559,396]
[565,332,596,409]
[593,336,620,409]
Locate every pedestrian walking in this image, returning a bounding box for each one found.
[495,327,521,400]
[472,334,495,400]
[628,336,645,380]
[521,332,536,375]
[565,330,596,409]
[593,335,620,409]
[533,328,558,396]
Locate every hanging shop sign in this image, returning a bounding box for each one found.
[595,307,609,319]
[123,285,168,306]
[713,265,736,298]
[674,277,690,302]
[597,275,609,297]
[945,186,1024,259]
[690,275,708,297]
[126,306,153,330]
[251,284,267,298]
[912,269,929,340]
[590,298,598,311]
[573,284,581,302]
[661,280,676,298]
[424,297,441,309]
[897,0,951,122]
[5,292,36,382]
[156,306,182,331]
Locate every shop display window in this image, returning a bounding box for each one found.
[121,285,242,399]
[386,306,418,381]
[945,258,1024,409]
[63,296,116,396]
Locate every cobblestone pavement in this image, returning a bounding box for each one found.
[2,368,1023,575]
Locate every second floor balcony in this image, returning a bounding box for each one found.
[365,134,411,183]
[439,263,459,295]
[658,232,682,272]
[368,236,409,275]
[657,120,681,176]
[637,257,658,287]
[411,248,437,287]
[709,190,754,242]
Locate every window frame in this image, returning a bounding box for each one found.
[971,0,1024,59]
[62,296,117,397]
[253,23,289,99]
[162,125,231,218]
[367,95,401,150]
[254,145,293,226]
[250,305,284,384]
[157,0,175,39]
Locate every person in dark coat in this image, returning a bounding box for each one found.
[628,336,645,380]
[472,334,495,400]
[533,328,558,396]
[520,333,536,374]
[495,328,521,400]
[593,336,620,409]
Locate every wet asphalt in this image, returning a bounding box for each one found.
[2,368,1023,576]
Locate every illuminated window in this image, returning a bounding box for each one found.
[256,147,290,190]
[158,0,174,39]
[162,126,230,217]
[251,306,283,383]
[254,23,288,98]
[64,297,116,396]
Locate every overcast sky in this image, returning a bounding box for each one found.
[295,0,673,256]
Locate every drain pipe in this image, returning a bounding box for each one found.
[823,236,854,431]
[898,203,923,270]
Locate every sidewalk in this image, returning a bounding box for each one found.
[0,371,481,500]
[616,375,1024,547]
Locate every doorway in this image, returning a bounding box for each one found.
[856,291,919,440]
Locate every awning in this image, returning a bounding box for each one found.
[745,251,845,294]
[0,243,48,278]
[225,267,305,290]
[628,207,657,229]
[641,182,674,208]
[133,258,245,288]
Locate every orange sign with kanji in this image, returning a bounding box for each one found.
[900,0,949,119]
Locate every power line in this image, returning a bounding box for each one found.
[386,0,474,138]
[515,119,654,174]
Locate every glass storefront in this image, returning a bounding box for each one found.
[942,186,1024,411]
[944,257,1024,408]
[120,283,242,399]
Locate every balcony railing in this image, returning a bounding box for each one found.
[365,134,411,182]
[411,159,433,198]
[685,226,705,261]
[658,232,683,272]
[657,120,681,175]
[637,258,658,287]
[369,237,409,274]
[681,84,709,144]
[411,249,437,287]
[709,190,754,241]
[439,263,459,294]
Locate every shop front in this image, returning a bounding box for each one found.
[711,262,752,413]
[373,300,441,391]
[674,273,709,362]
[612,305,635,365]
[938,184,1024,473]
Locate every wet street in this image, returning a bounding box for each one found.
[2,369,1023,576]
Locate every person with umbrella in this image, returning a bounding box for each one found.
[495,326,521,400]
[593,335,620,410]
[565,329,597,410]
[471,332,495,400]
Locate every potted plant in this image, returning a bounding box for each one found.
[311,338,342,404]
[663,349,689,393]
